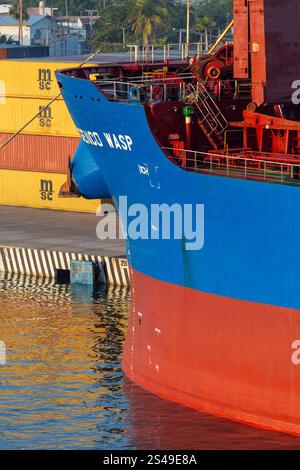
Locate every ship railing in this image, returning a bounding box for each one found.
[97,78,251,103]
[162,147,300,185]
[191,78,251,101]
[127,43,206,64]
[98,79,190,103]
[114,72,194,85]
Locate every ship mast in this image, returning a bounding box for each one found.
[185,0,190,59]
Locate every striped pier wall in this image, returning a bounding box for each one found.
[0,246,130,287]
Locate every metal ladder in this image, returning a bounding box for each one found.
[187,82,228,149]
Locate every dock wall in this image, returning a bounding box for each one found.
[0,246,130,287]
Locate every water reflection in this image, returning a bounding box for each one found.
[125,380,300,450]
[0,273,131,449]
[1,273,300,449]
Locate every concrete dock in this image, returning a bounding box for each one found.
[0,206,125,256]
[0,206,128,286]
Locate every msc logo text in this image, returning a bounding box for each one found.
[39,106,53,128]
[37,68,53,91]
[40,179,55,201]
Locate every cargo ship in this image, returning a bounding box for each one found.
[56,0,300,435]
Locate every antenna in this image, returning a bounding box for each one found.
[185,0,190,59]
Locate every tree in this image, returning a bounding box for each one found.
[49,0,99,16]
[90,0,233,51]
[91,0,134,50]
[9,0,29,45]
[193,16,216,51]
[9,0,30,22]
[129,0,169,45]
[193,0,232,30]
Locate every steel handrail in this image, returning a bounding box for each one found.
[95,78,251,104]
[99,80,188,103]
[162,147,300,166]
[162,146,300,185]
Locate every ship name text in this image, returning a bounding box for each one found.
[78,128,133,152]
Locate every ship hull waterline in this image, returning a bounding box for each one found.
[124,268,300,437]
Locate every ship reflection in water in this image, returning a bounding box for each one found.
[1,273,300,450]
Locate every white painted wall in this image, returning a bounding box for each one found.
[0,25,27,44]
[0,5,11,15]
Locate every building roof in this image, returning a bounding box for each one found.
[0,15,49,26]
[27,8,58,16]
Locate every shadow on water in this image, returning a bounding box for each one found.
[1,272,300,449]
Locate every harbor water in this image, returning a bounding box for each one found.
[2,273,300,450]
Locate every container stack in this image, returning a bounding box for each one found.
[0,45,49,60]
[0,59,101,213]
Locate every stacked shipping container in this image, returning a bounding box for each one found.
[0,59,100,212]
[0,46,49,60]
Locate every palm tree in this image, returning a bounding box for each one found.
[9,0,29,45]
[0,34,14,44]
[129,0,169,46]
[193,16,216,52]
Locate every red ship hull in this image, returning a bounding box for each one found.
[123,268,300,436]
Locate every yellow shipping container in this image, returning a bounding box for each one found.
[0,60,94,99]
[0,96,79,137]
[0,169,102,213]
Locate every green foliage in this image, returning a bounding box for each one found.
[91,1,134,48]
[0,34,13,44]
[194,0,233,28]
[10,0,30,21]
[91,0,232,49]
[48,0,100,16]
[6,0,232,49]
[6,0,233,24]
[193,15,216,50]
[129,0,169,44]
[194,16,216,33]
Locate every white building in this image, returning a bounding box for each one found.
[27,2,58,17]
[0,5,11,15]
[57,16,98,41]
[0,15,53,45]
